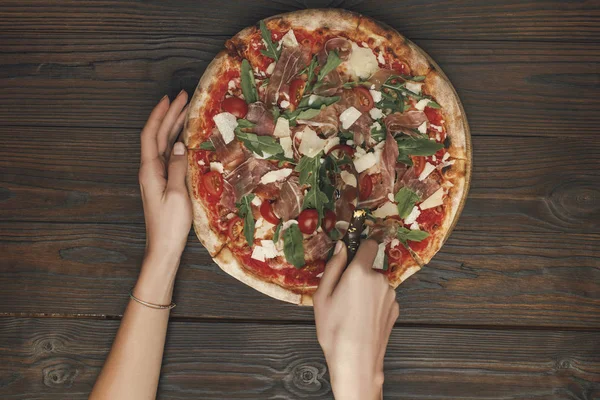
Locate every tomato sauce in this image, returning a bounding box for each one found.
[198,68,240,141]
[385,242,411,276]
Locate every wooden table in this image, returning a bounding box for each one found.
[1,1,599,398]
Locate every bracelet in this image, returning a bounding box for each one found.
[129,289,176,310]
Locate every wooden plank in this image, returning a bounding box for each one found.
[1,223,598,327]
[0,0,598,41]
[2,126,599,233]
[0,34,598,136]
[0,318,598,399]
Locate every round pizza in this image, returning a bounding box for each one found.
[183,9,471,305]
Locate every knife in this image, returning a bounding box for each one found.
[342,208,367,264]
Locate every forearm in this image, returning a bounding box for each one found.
[90,255,179,400]
[330,372,383,400]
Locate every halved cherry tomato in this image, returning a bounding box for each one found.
[260,200,280,225]
[322,210,336,233]
[297,209,319,234]
[353,86,374,112]
[227,216,243,241]
[221,96,248,118]
[327,144,355,158]
[202,171,224,199]
[358,174,373,201]
[289,78,306,108]
[412,156,426,176]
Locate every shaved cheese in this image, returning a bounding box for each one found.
[420,187,444,210]
[353,152,377,173]
[339,106,362,129]
[372,242,387,270]
[316,272,324,278]
[251,246,266,262]
[210,162,224,173]
[282,219,299,230]
[260,240,279,259]
[266,62,275,75]
[417,121,428,134]
[298,127,326,157]
[251,196,262,207]
[404,206,421,225]
[197,160,205,166]
[369,108,384,120]
[345,42,379,79]
[340,170,357,187]
[280,136,293,159]
[372,201,399,218]
[418,162,436,181]
[387,193,395,202]
[255,217,275,239]
[280,29,299,47]
[280,100,290,109]
[391,238,400,248]
[377,51,386,65]
[442,152,450,161]
[213,112,238,144]
[273,117,290,138]
[346,140,354,146]
[431,124,443,132]
[409,222,420,230]
[323,137,340,154]
[369,89,382,103]
[415,99,431,111]
[260,168,292,185]
[405,82,422,94]
[227,80,236,90]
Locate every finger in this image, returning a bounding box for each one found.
[166,142,188,192]
[314,241,347,298]
[158,90,188,155]
[348,239,379,272]
[141,96,170,163]
[166,104,189,152]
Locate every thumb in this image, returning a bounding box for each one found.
[167,142,188,192]
[315,241,348,299]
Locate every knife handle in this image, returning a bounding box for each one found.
[342,209,367,265]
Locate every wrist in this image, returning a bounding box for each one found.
[329,367,383,400]
[134,252,181,305]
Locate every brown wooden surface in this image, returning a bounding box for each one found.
[0,0,599,398]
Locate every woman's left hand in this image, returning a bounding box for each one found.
[137,91,191,285]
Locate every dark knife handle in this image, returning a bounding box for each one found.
[342,209,367,265]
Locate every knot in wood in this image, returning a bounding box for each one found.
[42,362,79,388]
[284,359,329,396]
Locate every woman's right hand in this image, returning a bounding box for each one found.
[313,240,399,400]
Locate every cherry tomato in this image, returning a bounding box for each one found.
[327,144,355,158]
[221,96,248,118]
[202,171,224,199]
[289,78,306,108]
[297,209,319,234]
[358,174,373,201]
[260,200,280,225]
[322,210,336,233]
[353,86,374,112]
[227,216,243,241]
[412,156,426,176]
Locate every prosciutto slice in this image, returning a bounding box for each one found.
[225,157,275,202]
[273,176,304,221]
[209,129,247,170]
[219,181,237,212]
[266,46,309,105]
[313,37,351,96]
[358,133,398,209]
[400,166,441,200]
[384,111,428,134]
[368,219,402,244]
[304,231,334,262]
[335,180,358,227]
[298,104,339,138]
[246,102,275,136]
[367,69,396,90]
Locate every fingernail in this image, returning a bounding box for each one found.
[160,94,168,102]
[334,240,344,255]
[177,89,186,97]
[173,142,185,156]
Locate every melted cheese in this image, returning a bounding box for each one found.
[213,112,238,144]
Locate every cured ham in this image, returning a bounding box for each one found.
[358,133,398,209]
[272,176,304,221]
[246,102,275,136]
[314,37,351,96]
[298,104,339,137]
[368,218,402,244]
[266,46,309,105]
[367,69,396,90]
[304,230,334,262]
[209,129,247,170]
[384,111,428,134]
[400,166,441,200]
[225,157,275,202]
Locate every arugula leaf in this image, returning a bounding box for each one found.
[339,130,354,140]
[395,187,420,219]
[382,254,389,271]
[317,50,341,82]
[329,228,342,241]
[267,152,296,167]
[298,95,340,109]
[199,141,215,151]
[397,152,414,166]
[236,194,256,246]
[236,127,284,157]
[240,59,258,104]
[396,136,444,156]
[295,154,329,224]
[304,56,319,92]
[320,155,338,212]
[296,107,322,120]
[397,227,429,247]
[259,20,280,61]
[427,100,441,109]
[370,121,386,142]
[283,224,305,268]
[273,221,283,243]
[271,106,280,121]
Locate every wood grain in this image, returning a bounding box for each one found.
[1,223,598,327]
[0,0,598,41]
[2,126,598,233]
[0,35,597,135]
[0,318,598,399]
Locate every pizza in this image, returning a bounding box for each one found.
[183,9,471,305]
